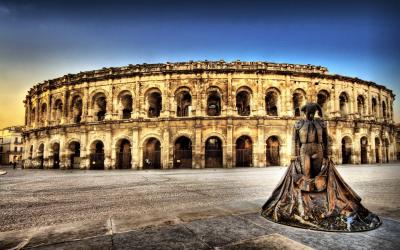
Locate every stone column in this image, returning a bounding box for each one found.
[257,119,265,167]
[163,123,171,169]
[35,99,39,127]
[227,74,233,116]
[131,127,139,169]
[104,128,112,169]
[80,132,89,169]
[194,120,203,168]
[82,85,90,122]
[105,81,114,120]
[226,118,233,168]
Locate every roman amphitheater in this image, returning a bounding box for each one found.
[22,61,396,170]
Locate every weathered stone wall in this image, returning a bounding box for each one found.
[22,61,397,169]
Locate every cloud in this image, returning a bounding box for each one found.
[0,4,10,15]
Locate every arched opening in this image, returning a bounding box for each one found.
[143,138,161,169]
[236,136,252,167]
[38,143,44,169]
[207,89,221,116]
[118,91,133,119]
[341,136,352,164]
[173,136,192,168]
[147,90,162,118]
[375,138,381,163]
[40,103,47,125]
[382,101,387,119]
[339,92,349,117]
[357,95,366,116]
[266,136,280,166]
[236,90,251,116]
[293,89,306,117]
[205,137,223,168]
[69,141,81,169]
[176,90,192,117]
[92,93,107,121]
[116,139,132,169]
[71,96,83,123]
[384,138,390,163]
[29,145,33,160]
[360,137,368,164]
[90,140,105,169]
[371,98,377,116]
[53,99,63,123]
[30,108,36,125]
[265,89,279,116]
[317,90,330,116]
[51,142,60,169]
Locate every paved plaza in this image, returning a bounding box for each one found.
[1,163,400,249]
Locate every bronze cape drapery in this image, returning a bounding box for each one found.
[262,102,381,232]
[261,158,381,231]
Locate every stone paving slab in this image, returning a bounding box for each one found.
[216,233,313,250]
[1,212,399,249]
[239,213,400,250]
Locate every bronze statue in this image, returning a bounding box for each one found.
[261,103,381,231]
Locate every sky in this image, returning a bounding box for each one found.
[0,0,399,128]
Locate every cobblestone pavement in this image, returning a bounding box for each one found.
[0,163,399,249]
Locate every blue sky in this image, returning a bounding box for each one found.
[0,0,399,127]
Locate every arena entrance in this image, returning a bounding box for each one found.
[384,138,390,163]
[341,136,352,164]
[52,142,60,169]
[116,139,132,169]
[236,136,252,167]
[38,144,44,169]
[205,137,223,168]
[143,138,161,169]
[90,140,105,170]
[266,136,280,166]
[375,138,380,163]
[173,136,192,168]
[69,141,81,169]
[360,137,368,164]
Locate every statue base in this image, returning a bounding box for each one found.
[261,159,381,232]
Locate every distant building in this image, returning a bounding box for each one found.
[0,126,24,165]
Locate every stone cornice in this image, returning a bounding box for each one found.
[23,116,395,135]
[24,60,395,100]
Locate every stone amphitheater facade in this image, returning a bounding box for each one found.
[22,61,396,170]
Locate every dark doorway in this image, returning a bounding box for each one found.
[147,92,162,118]
[360,137,368,164]
[71,96,83,123]
[174,136,192,168]
[116,139,132,169]
[69,142,81,169]
[375,138,380,163]
[205,137,223,168]
[266,136,280,166]
[176,91,192,117]
[207,91,221,116]
[38,144,44,169]
[143,138,161,169]
[292,91,305,117]
[121,94,133,119]
[236,91,251,116]
[265,91,279,116]
[52,143,60,169]
[90,141,105,169]
[341,137,352,164]
[236,136,252,167]
[384,139,390,163]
